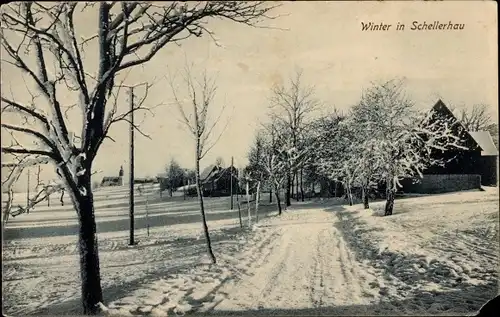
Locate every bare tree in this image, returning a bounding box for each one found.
[0,2,277,314]
[170,66,231,264]
[460,104,495,132]
[215,156,225,168]
[2,162,64,225]
[269,68,319,207]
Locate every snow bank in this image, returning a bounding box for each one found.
[334,188,499,314]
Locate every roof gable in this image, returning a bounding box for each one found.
[469,131,499,156]
[429,99,481,151]
[200,165,221,182]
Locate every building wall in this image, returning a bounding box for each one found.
[400,174,481,194]
[101,176,123,187]
[479,156,498,186]
[424,150,483,175]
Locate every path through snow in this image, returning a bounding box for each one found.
[213,208,378,312]
[98,205,384,316]
[4,190,496,316]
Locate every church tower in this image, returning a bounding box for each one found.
[119,165,124,185]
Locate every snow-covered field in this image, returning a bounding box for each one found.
[3,184,256,240]
[2,187,498,316]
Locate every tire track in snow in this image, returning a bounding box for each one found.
[332,226,366,304]
[255,236,293,308]
[212,209,377,312]
[310,228,326,307]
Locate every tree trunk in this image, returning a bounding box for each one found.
[384,182,395,216]
[286,173,291,206]
[72,175,103,315]
[269,186,272,203]
[274,184,282,215]
[295,172,299,201]
[346,182,353,206]
[362,185,369,209]
[195,153,216,264]
[300,169,304,202]
[255,181,261,223]
[310,182,314,200]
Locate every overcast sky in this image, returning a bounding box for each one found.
[1,1,497,191]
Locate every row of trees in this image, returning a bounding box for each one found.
[0,1,277,314]
[244,72,493,217]
[245,70,318,215]
[160,156,228,196]
[1,1,494,315]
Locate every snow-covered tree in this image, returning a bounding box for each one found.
[313,111,361,205]
[162,158,185,196]
[260,122,289,215]
[183,168,197,184]
[245,132,267,221]
[354,79,467,216]
[0,2,277,314]
[341,106,384,209]
[299,125,324,200]
[246,131,267,194]
[269,68,319,206]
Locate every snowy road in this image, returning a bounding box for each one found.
[212,208,378,313]
[4,190,497,316]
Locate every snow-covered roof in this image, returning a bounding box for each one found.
[200,165,219,182]
[176,184,197,191]
[469,131,499,156]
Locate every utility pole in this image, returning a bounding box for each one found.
[236,168,242,228]
[129,87,135,246]
[230,156,234,210]
[26,168,30,213]
[183,178,186,200]
[145,189,150,237]
[246,178,251,228]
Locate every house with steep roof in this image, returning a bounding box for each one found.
[468,131,499,185]
[401,100,498,193]
[200,164,239,197]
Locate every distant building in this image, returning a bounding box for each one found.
[134,177,158,184]
[200,164,239,197]
[101,166,124,187]
[101,176,122,187]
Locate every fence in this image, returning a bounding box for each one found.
[401,174,482,194]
